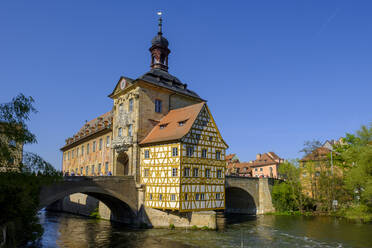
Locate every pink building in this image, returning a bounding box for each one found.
[250,152,284,178]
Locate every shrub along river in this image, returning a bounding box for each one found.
[36,211,372,248]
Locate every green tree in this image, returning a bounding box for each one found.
[0,94,61,246]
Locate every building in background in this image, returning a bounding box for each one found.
[226,152,283,178]
[300,139,342,198]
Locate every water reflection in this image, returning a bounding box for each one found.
[38,211,372,248]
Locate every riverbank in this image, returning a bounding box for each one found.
[266,204,372,223]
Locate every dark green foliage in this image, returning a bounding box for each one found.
[0,94,62,246]
[272,181,299,212]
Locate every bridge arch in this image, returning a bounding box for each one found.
[225,187,257,215]
[225,176,260,215]
[39,177,138,224]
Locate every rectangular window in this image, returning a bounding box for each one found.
[128,124,132,137]
[129,98,133,112]
[77,148,79,157]
[171,194,176,201]
[159,194,162,201]
[68,151,70,160]
[193,168,199,177]
[118,127,122,137]
[200,193,205,200]
[195,193,200,201]
[260,168,263,171]
[87,144,90,154]
[80,167,83,175]
[99,138,102,150]
[98,163,101,175]
[106,136,110,147]
[155,99,162,113]
[72,150,74,159]
[93,141,96,152]
[216,193,221,200]
[82,146,84,156]
[184,167,190,177]
[144,150,150,159]
[202,149,207,158]
[91,164,95,175]
[119,103,123,112]
[159,124,167,129]
[144,169,150,177]
[186,146,194,157]
[217,169,222,178]
[185,193,188,201]
[178,120,187,126]
[205,169,211,178]
[216,151,221,160]
[172,147,178,157]
[86,166,89,176]
[105,162,109,174]
[255,168,258,171]
[172,168,178,177]
[149,193,153,200]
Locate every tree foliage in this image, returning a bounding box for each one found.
[0,94,61,246]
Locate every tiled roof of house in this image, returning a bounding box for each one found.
[226,154,236,161]
[140,102,205,145]
[61,111,113,150]
[300,147,330,162]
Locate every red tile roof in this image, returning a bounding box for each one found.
[140,102,205,145]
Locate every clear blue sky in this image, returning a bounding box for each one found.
[1,0,371,169]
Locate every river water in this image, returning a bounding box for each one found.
[37,211,372,248]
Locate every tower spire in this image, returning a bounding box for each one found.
[157,11,163,35]
[149,11,170,71]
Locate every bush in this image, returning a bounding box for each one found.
[169,223,175,229]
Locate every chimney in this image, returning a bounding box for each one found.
[256,154,261,160]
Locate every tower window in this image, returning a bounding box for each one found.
[202,149,207,158]
[106,136,110,147]
[172,168,178,177]
[216,151,221,160]
[82,145,85,155]
[144,150,150,159]
[193,168,199,177]
[186,146,194,157]
[87,144,90,154]
[144,169,150,177]
[68,151,70,160]
[99,138,102,150]
[128,124,133,137]
[217,169,222,178]
[172,147,178,157]
[205,169,211,178]
[77,148,79,157]
[129,98,133,112]
[93,141,96,152]
[184,167,190,177]
[119,103,123,113]
[155,99,162,113]
[118,127,122,137]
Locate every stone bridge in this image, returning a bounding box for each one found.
[39,176,276,226]
[225,176,276,214]
[39,176,138,224]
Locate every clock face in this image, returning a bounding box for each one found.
[120,78,127,89]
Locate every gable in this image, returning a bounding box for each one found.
[181,104,228,149]
[108,76,134,98]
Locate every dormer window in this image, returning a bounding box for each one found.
[178,120,187,126]
[159,123,168,129]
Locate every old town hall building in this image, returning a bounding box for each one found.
[61,16,228,212]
